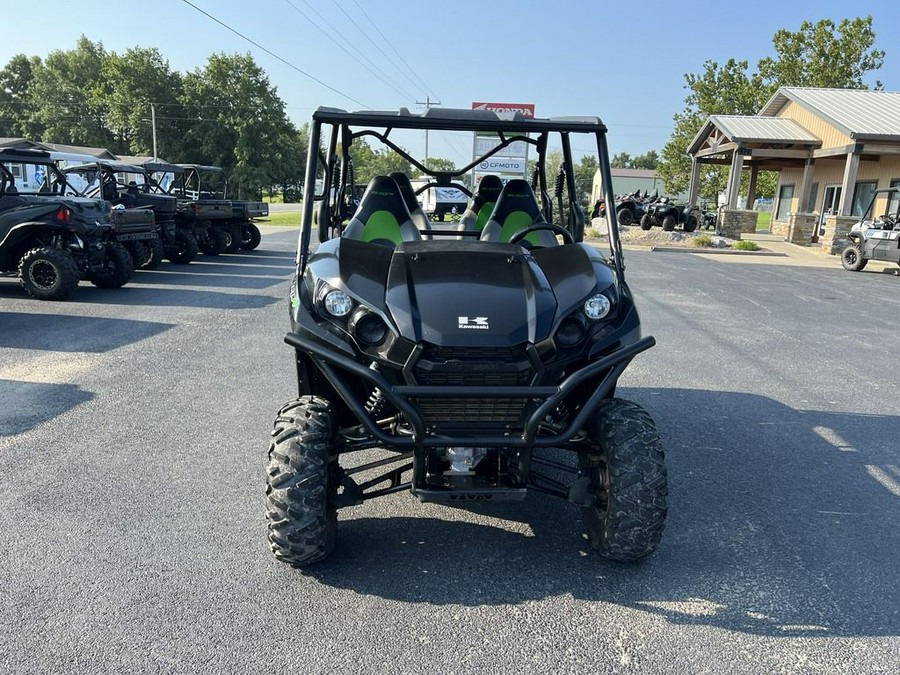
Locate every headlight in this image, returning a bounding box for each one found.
[583,293,611,321]
[323,289,353,317]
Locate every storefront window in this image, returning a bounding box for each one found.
[851,181,878,217]
[775,184,794,220]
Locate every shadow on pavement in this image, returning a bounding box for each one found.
[299,387,899,638]
[0,379,94,436]
[0,313,174,352]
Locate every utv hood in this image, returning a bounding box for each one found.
[383,241,557,345]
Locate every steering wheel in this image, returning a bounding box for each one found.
[508,223,574,246]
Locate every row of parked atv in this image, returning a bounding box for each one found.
[594,190,707,232]
[0,149,267,301]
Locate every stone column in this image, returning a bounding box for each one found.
[718,209,757,240]
[820,215,859,255]
[786,213,818,245]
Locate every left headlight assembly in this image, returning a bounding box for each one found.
[322,287,354,318]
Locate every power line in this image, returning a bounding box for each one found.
[180,0,369,109]
[285,0,414,102]
[348,0,438,101]
[329,0,433,101]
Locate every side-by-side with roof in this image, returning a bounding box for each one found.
[0,148,134,300]
[265,106,668,567]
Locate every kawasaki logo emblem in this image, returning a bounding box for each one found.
[458,316,489,330]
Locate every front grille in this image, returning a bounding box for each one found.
[415,397,527,429]
[415,344,534,387]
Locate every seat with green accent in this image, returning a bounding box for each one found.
[458,174,503,236]
[479,179,559,247]
[342,175,422,247]
[389,172,432,236]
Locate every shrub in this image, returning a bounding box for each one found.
[691,234,713,247]
[733,240,760,251]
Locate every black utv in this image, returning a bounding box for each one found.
[62,160,164,269]
[129,160,230,256]
[0,149,133,300]
[266,107,667,567]
[841,187,900,271]
[176,164,267,252]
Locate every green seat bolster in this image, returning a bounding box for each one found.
[362,210,402,246]
[475,201,496,232]
[498,211,537,243]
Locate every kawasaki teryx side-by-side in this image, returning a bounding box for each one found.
[267,107,667,567]
[0,149,133,300]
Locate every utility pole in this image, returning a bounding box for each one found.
[416,96,441,167]
[150,103,158,161]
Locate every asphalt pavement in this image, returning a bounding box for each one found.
[1,228,898,674]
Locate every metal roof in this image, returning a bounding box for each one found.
[760,87,900,140]
[687,115,821,154]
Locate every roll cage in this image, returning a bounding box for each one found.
[296,106,625,281]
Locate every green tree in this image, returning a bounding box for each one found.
[177,52,301,198]
[349,138,413,183]
[424,157,456,175]
[658,16,884,200]
[28,36,114,149]
[102,47,183,157]
[758,17,885,90]
[631,150,659,170]
[0,54,42,138]
[611,152,632,169]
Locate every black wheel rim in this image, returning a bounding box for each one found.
[29,260,59,290]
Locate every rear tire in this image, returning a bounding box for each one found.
[88,242,134,289]
[143,238,165,270]
[578,398,667,562]
[841,244,867,271]
[18,247,80,301]
[126,241,148,268]
[222,225,242,253]
[266,396,338,567]
[167,229,198,264]
[683,216,698,233]
[640,214,652,230]
[199,227,227,256]
[662,215,676,232]
[241,222,262,250]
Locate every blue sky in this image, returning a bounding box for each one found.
[2,0,897,165]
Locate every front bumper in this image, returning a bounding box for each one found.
[285,331,655,451]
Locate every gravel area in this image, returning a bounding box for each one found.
[588,223,738,249]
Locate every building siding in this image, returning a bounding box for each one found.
[777,101,852,150]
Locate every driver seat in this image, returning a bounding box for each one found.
[390,172,432,238]
[342,175,422,247]
[458,174,503,236]
[479,179,558,247]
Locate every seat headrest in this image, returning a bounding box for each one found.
[354,175,413,224]
[489,179,541,223]
[472,174,503,210]
[389,172,422,215]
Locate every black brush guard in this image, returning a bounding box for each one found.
[286,332,655,497]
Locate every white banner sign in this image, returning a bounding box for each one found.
[474,136,528,159]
